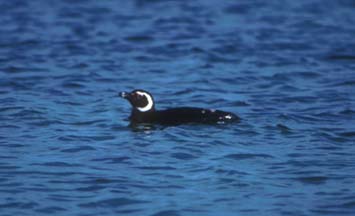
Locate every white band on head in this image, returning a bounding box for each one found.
[136,91,153,112]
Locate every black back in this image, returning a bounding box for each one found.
[130,107,239,125]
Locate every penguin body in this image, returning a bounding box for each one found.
[120,89,239,125]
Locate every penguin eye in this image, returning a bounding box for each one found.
[133,93,144,101]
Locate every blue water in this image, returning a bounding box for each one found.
[1,0,355,215]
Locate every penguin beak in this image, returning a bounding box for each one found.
[119,91,129,99]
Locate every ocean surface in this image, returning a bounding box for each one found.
[1,0,355,215]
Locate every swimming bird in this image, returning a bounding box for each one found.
[119,89,240,125]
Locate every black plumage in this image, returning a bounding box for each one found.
[120,89,240,125]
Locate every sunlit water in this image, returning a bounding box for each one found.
[1,0,355,215]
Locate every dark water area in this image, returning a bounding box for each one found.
[1,0,355,215]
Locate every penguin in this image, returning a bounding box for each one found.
[119,89,240,125]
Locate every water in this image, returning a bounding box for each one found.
[1,0,355,215]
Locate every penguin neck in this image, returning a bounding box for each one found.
[130,107,156,122]
[132,107,155,115]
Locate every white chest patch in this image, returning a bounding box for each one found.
[136,91,154,112]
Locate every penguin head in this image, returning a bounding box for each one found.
[120,89,155,112]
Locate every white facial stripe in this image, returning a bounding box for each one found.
[136,91,153,112]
